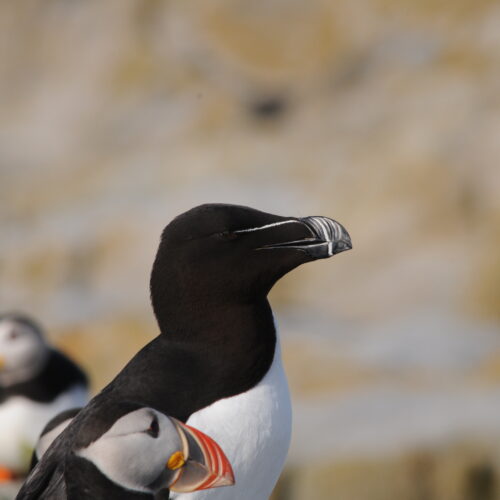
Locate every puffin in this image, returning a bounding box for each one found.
[0,313,88,479]
[21,401,234,499]
[17,204,351,500]
[31,407,81,470]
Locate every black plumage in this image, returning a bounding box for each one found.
[65,458,151,500]
[30,407,82,471]
[0,350,87,405]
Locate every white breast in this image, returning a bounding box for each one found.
[171,341,292,500]
[0,384,88,472]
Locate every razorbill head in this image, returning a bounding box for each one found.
[0,313,88,477]
[54,402,234,499]
[16,204,351,500]
[151,204,351,333]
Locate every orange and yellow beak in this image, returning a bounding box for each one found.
[167,419,235,493]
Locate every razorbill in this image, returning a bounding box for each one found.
[23,401,234,499]
[0,313,88,479]
[17,204,351,500]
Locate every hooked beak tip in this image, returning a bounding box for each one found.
[335,236,352,253]
[300,216,352,258]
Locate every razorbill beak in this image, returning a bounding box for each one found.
[240,216,352,259]
[169,419,235,492]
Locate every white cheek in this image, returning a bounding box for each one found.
[78,434,169,493]
[17,344,38,367]
[5,343,29,368]
[0,323,13,340]
[0,332,49,386]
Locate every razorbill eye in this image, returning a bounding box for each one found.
[217,230,238,241]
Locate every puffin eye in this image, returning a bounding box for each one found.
[8,329,20,340]
[146,416,159,438]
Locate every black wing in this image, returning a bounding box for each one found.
[29,407,82,471]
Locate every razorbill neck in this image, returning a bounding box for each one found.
[20,401,234,499]
[17,204,351,500]
[0,313,88,479]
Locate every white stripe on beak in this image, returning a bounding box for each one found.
[233,220,305,234]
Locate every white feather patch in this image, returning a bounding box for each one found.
[171,339,292,500]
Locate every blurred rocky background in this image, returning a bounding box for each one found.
[1,0,500,498]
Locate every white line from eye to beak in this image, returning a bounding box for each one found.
[234,220,304,234]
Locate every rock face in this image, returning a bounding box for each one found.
[1,1,500,498]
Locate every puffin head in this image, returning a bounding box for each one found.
[0,313,50,386]
[75,403,234,495]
